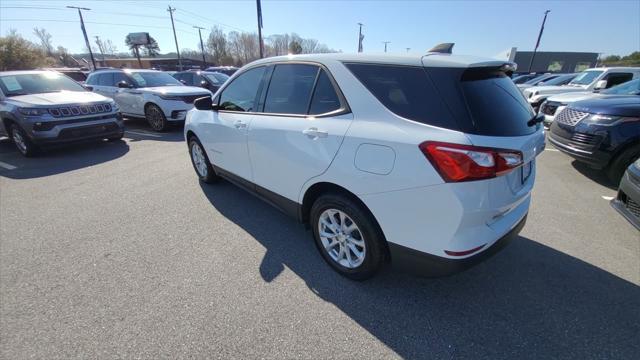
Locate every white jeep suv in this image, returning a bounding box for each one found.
[523,67,640,111]
[184,54,545,279]
[86,69,211,131]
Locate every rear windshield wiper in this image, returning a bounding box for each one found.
[527,113,544,127]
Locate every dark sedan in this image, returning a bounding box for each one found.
[172,71,230,93]
[548,96,640,183]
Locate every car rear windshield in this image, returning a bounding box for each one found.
[345,63,537,136]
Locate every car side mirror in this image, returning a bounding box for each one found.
[83,85,94,91]
[594,80,608,90]
[200,80,209,88]
[194,96,219,111]
[117,81,131,89]
[179,79,187,84]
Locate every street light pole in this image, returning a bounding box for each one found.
[256,0,264,58]
[527,10,551,73]
[167,6,182,70]
[193,26,207,68]
[383,41,390,53]
[67,6,96,70]
[357,23,364,53]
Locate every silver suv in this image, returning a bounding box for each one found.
[0,70,123,156]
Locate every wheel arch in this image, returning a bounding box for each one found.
[300,181,390,260]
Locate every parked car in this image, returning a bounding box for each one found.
[523,67,640,111]
[41,67,88,83]
[518,73,577,92]
[0,70,123,156]
[541,78,640,127]
[517,73,561,90]
[86,69,212,131]
[172,70,230,93]
[204,66,239,76]
[548,96,640,183]
[184,53,544,279]
[611,159,640,230]
[512,73,545,84]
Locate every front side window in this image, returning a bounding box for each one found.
[219,66,266,112]
[602,78,639,95]
[603,73,633,88]
[309,70,341,115]
[98,73,114,86]
[0,72,86,96]
[204,73,229,85]
[264,64,318,115]
[113,73,130,86]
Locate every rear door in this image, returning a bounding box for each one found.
[113,72,140,115]
[247,63,353,202]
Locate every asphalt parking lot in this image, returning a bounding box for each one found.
[1,121,638,359]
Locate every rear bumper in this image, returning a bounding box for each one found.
[388,215,527,277]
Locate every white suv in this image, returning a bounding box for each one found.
[86,69,211,131]
[523,67,640,111]
[184,54,545,279]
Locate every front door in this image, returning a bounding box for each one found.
[248,64,353,202]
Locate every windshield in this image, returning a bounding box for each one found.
[0,72,86,97]
[128,71,182,87]
[601,79,640,95]
[541,74,576,86]
[524,74,556,85]
[569,71,603,86]
[204,73,229,85]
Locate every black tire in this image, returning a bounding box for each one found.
[107,132,124,142]
[607,145,640,185]
[9,123,38,157]
[310,193,386,280]
[188,136,219,183]
[145,104,168,132]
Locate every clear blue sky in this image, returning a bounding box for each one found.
[1,0,638,57]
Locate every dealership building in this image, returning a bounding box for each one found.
[498,48,599,73]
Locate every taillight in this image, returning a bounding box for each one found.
[419,141,523,182]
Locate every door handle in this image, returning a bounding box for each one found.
[303,127,328,138]
[234,120,247,129]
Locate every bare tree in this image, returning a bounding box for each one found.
[206,26,228,66]
[301,38,318,54]
[33,27,54,56]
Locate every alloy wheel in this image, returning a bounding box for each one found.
[191,142,208,177]
[12,128,27,154]
[318,209,366,268]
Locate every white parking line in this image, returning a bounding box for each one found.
[125,130,162,138]
[0,161,17,170]
[602,196,614,201]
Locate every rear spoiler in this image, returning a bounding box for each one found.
[428,43,455,54]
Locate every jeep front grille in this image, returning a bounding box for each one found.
[49,103,112,118]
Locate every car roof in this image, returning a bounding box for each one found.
[248,53,512,69]
[583,67,640,72]
[0,70,58,76]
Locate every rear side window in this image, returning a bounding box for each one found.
[604,73,633,88]
[264,64,318,115]
[309,70,341,115]
[219,66,266,112]
[345,63,457,130]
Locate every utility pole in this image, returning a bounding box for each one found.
[94,35,105,66]
[167,5,182,70]
[67,6,96,70]
[357,23,364,53]
[383,41,390,53]
[193,26,207,68]
[527,10,551,73]
[256,0,264,58]
[406,47,410,53]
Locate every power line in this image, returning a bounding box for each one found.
[0,18,198,35]
[174,7,249,32]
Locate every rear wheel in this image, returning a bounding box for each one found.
[10,124,38,157]
[188,136,219,183]
[607,145,640,185]
[145,104,168,132]
[310,194,386,280]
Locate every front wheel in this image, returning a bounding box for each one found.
[310,194,386,280]
[188,136,219,183]
[145,104,168,132]
[10,124,38,157]
[606,145,640,185]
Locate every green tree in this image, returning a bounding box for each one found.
[0,30,53,71]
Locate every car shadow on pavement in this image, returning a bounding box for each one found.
[199,181,640,359]
[122,118,185,143]
[0,138,129,179]
[571,160,618,190]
